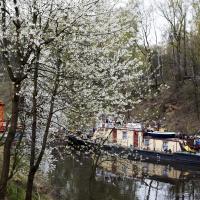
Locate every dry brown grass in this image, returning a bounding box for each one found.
[133,81,200,133]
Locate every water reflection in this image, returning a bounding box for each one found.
[49,154,200,200]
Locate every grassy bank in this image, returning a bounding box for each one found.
[0,147,53,200]
[6,174,53,200]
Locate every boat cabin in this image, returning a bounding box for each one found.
[93,123,143,149]
[143,137,181,152]
[93,123,181,153]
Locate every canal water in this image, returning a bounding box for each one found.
[48,154,200,200]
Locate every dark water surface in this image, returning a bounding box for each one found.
[49,154,200,200]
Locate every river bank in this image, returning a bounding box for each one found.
[6,174,52,200]
[0,147,53,200]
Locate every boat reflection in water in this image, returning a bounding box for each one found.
[49,154,200,200]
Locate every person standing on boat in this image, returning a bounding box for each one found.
[195,138,200,150]
[157,121,161,131]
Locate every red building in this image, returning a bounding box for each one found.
[0,101,5,132]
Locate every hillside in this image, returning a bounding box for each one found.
[133,81,200,134]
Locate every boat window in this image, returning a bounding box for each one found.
[144,139,149,146]
[163,141,168,151]
[122,131,128,140]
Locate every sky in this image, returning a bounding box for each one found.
[116,0,194,45]
[142,0,168,45]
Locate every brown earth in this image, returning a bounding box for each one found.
[133,81,200,134]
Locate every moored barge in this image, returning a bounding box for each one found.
[67,134,200,168]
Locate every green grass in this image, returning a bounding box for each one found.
[0,147,52,200]
[7,182,26,200]
[7,179,52,200]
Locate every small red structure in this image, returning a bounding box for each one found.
[0,101,5,132]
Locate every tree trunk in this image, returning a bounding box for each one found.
[0,84,20,200]
[25,49,40,200]
[25,170,36,200]
[192,64,200,120]
[183,16,187,77]
[176,40,183,82]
